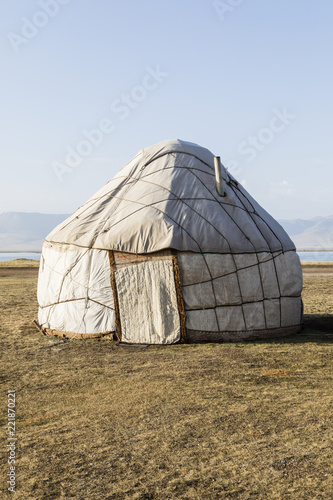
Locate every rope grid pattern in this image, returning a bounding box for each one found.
[40,150,300,338]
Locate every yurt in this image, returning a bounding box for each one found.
[36,139,303,343]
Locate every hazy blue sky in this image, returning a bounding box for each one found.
[1,0,332,219]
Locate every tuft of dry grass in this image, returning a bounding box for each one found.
[260,369,296,377]
[0,262,332,499]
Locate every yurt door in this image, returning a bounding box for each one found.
[111,252,182,344]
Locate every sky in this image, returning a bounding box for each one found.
[1,0,332,220]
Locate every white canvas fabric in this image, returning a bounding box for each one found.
[45,139,294,255]
[116,259,181,344]
[37,139,302,342]
[177,250,302,339]
[38,242,115,335]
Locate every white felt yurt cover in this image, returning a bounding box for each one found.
[37,139,302,342]
[45,139,295,254]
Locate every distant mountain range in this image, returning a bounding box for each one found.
[278,216,333,250]
[0,212,69,251]
[0,212,333,251]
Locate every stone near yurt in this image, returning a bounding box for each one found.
[36,139,303,343]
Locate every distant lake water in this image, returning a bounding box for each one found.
[296,251,333,261]
[1,251,333,262]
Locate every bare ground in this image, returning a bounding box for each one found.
[0,260,332,499]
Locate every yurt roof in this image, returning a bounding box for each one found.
[46,139,295,254]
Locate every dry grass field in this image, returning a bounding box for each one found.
[1,259,332,499]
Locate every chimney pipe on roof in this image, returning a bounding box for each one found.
[214,156,225,197]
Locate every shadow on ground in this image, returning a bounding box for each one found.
[19,315,333,351]
[253,314,333,345]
